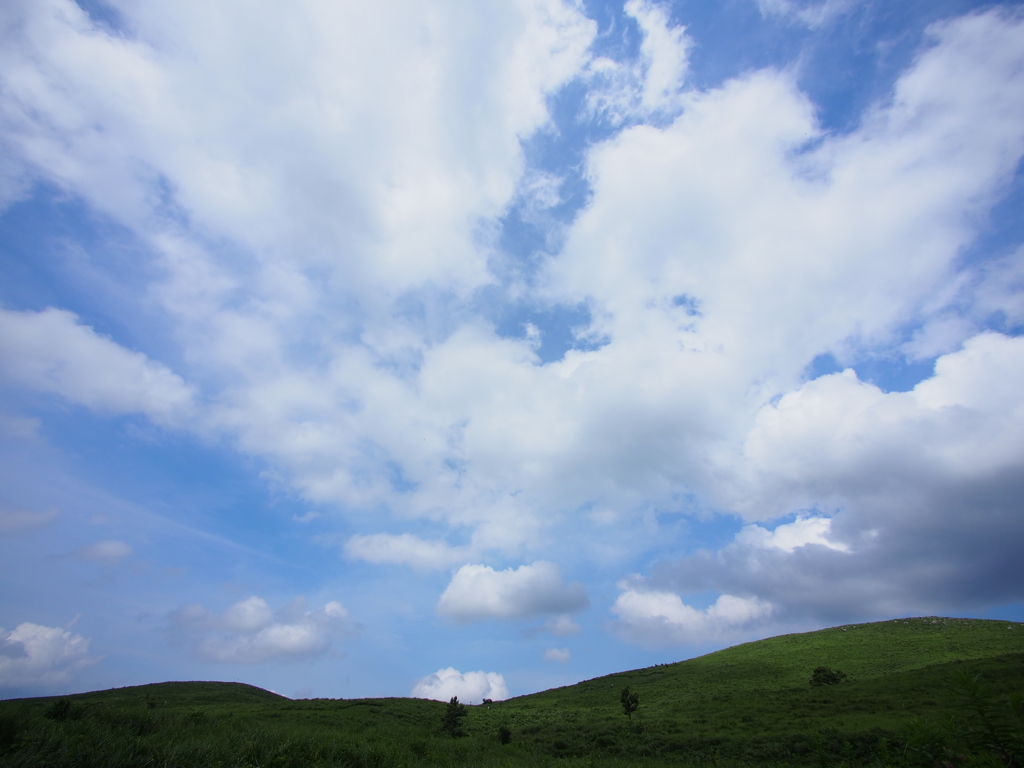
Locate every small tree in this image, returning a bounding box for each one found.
[810,666,847,686]
[441,696,467,738]
[620,685,639,721]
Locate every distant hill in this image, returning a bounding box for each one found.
[58,680,288,707]
[2,616,1021,766]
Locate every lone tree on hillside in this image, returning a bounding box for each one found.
[441,696,467,738]
[810,666,847,686]
[620,685,640,721]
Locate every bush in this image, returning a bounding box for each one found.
[810,666,847,686]
[44,699,79,722]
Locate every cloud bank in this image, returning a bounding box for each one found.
[411,668,509,704]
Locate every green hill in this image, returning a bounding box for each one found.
[1,616,1021,767]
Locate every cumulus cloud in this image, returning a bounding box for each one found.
[543,647,571,663]
[168,596,355,663]
[75,539,133,564]
[411,667,509,704]
[437,562,589,622]
[0,307,194,425]
[611,589,772,647]
[728,333,1024,518]
[602,333,1024,637]
[345,533,471,571]
[0,622,98,689]
[641,333,1024,625]
[2,0,1024,646]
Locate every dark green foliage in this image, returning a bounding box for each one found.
[183,707,207,726]
[440,695,467,738]
[0,713,22,755]
[620,685,640,720]
[905,668,1024,767]
[497,724,511,744]
[0,617,1021,767]
[811,665,848,686]
[43,699,78,722]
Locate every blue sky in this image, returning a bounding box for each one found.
[2,0,1024,702]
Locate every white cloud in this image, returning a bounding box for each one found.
[611,589,772,647]
[543,647,571,663]
[168,596,354,663]
[633,333,1024,626]
[411,667,509,704]
[75,539,133,564]
[437,561,589,622]
[1,0,1024,635]
[544,614,582,636]
[0,0,594,293]
[344,533,471,571]
[585,0,691,122]
[0,508,57,533]
[222,596,274,633]
[904,245,1024,360]
[626,0,691,113]
[0,622,98,689]
[731,333,1024,517]
[735,516,848,553]
[0,307,194,425]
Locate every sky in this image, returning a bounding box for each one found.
[1,0,1024,703]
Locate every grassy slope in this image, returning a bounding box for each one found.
[472,616,1024,761]
[1,616,1021,767]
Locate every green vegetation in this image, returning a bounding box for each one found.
[810,666,848,687]
[0,616,1021,767]
[620,686,640,721]
[440,697,467,739]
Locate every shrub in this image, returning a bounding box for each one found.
[44,699,79,722]
[810,666,847,686]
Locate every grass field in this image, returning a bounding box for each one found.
[1,616,1021,767]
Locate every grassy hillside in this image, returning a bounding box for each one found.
[1,616,1021,767]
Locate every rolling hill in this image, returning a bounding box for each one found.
[1,616,1021,766]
